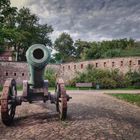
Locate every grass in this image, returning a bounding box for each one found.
[109,93,140,107]
[106,87,140,90]
[0,85,139,92]
[0,85,23,91]
[17,85,23,91]
[120,47,140,57]
[0,85,3,92]
[49,86,95,91]
[48,87,55,90]
[50,86,140,90]
[66,86,95,90]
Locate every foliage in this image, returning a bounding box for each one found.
[0,0,16,53]
[109,94,140,107]
[70,66,131,89]
[81,38,137,60]
[102,49,121,58]
[0,1,53,61]
[45,68,56,87]
[53,37,139,62]
[0,85,3,92]
[82,43,101,60]
[14,8,53,61]
[119,46,140,57]
[74,39,91,59]
[54,32,76,62]
[0,46,5,54]
[126,70,140,88]
[52,53,63,63]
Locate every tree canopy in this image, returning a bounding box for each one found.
[54,32,75,62]
[53,36,138,63]
[0,0,53,61]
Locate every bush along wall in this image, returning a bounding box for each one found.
[45,68,57,87]
[126,70,140,89]
[69,65,139,89]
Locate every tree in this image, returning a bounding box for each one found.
[53,53,62,63]
[0,0,17,53]
[74,39,91,59]
[82,42,101,60]
[13,7,53,61]
[79,38,137,60]
[0,3,53,61]
[127,38,135,48]
[0,0,11,24]
[54,33,75,62]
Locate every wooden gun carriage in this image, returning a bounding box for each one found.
[0,44,72,126]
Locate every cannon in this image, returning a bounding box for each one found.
[0,44,72,126]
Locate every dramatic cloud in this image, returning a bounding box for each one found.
[11,0,140,41]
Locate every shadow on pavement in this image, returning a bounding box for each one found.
[9,102,140,129]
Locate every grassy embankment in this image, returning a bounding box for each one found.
[119,46,140,57]
[108,93,140,107]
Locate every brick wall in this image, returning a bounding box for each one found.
[60,57,140,83]
[0,61,60,85]
[0,56,140,85]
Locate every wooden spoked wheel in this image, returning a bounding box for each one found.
[55,79,67,120]
[1,79,17,126]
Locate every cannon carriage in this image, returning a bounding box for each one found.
[0,44,72,126]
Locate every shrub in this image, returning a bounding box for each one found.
[70,67,131,89]
[126,70,140,88]
[0,85,3,92]
[45,68,56,87]
[100,78,117,89]
[102,49,121,58]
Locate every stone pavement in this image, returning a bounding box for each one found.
[0,91,140,140]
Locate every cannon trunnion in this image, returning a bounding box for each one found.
[0,44,72,126]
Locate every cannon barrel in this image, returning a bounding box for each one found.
[26,44,50,88]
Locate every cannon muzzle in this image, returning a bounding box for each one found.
[26,44,50,87]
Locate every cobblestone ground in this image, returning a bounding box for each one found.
[0,91,140,140]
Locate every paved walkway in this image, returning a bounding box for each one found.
[0,91,140,140]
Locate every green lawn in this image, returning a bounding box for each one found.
[50,86,140,90]
[49,86,95,91]
[109,94,140,107]
[0,86,140,92]
[0,86,3,92]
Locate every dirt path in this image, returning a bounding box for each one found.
[0,91,140,140]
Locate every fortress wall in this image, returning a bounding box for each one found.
[0,62,29,85]
[0,61,60,85]
[60,57,140,83]
[0,56,140,85]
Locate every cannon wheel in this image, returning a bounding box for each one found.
[55,79,67,120]
[1,79,17,126]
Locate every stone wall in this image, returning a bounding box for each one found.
[0,61,60,85]
[60,57,140,83]
[0,62,29,85]
[0,56,140,85]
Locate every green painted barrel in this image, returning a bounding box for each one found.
[26,44,50,88]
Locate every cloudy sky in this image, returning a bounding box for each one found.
[11,0,140,42]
